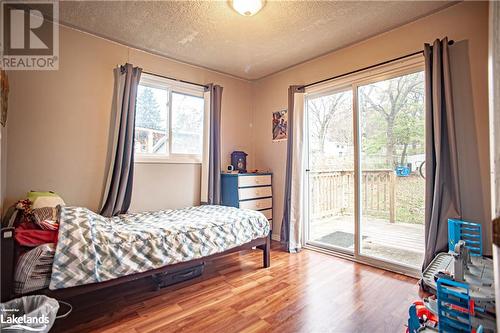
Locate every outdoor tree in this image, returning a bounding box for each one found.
[359,72,424,168]
[171,93,203,133]
[308,92,351,154]
[136,87,165,130]
[170,93,204,154]
[306,72,425,170]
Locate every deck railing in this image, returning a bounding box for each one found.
[308,169,395,223]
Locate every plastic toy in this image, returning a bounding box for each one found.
[396,165,411,177]
[453,240,470,283]
[407,301,438,333]
[448,219,482,257]
[436,278,473,332]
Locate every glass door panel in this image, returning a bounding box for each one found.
[307,89,355,251]
[358,71,425,268]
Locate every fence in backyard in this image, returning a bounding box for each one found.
[309,169,396,223]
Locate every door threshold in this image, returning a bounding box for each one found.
[303,243,421,279]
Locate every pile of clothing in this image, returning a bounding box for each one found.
[10,192,64,295]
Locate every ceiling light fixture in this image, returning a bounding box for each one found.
[230,0,265,17]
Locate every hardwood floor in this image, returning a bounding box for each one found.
[52,241,418,333]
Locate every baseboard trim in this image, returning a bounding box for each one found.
[271,233,280,242]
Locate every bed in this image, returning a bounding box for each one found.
[3,205,271,299]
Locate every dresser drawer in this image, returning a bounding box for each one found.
[239,197,272,210]
[239,186,272,200]
[238,175,271,188]
[260,209,272,220]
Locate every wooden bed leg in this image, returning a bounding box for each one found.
[257,235,271,268]
[262,235,270,268]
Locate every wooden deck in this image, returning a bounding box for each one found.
[310,216,424,267]
[52,241,418,333]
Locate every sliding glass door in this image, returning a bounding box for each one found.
[358,71,425,268]
[305,63,426,272]
[306,89,354,252]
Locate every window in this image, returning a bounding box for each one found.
[134,74,206,163]
[171,92,204,155]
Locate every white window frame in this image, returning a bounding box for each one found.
[135,73,206,164]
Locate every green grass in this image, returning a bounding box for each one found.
[365,174,425,224]
[394,175,425,224]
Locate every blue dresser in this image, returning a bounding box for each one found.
[221,173,273,225]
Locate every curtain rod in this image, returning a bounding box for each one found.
[142,71,208,89]
[300,39,455,90]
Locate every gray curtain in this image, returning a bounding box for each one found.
[280,85,305,252]
[207,84,223,205]
[423,38,462,268]
[100,63,142,217]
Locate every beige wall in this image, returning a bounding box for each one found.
[129,163,201,212]
[5,25,254,212]
[0,126,6,215]
[252,2,491,250]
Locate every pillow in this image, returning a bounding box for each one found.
[14,243,55,295]
[15,223,58,247]
[26,191,65,209]
[31,206,60,231]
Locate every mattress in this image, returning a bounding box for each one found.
[49,205,270,290]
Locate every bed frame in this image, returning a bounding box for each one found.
[1,232,271,301]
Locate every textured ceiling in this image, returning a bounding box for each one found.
[55,1,456,80]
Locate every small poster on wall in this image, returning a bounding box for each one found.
[272,109,287,141]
